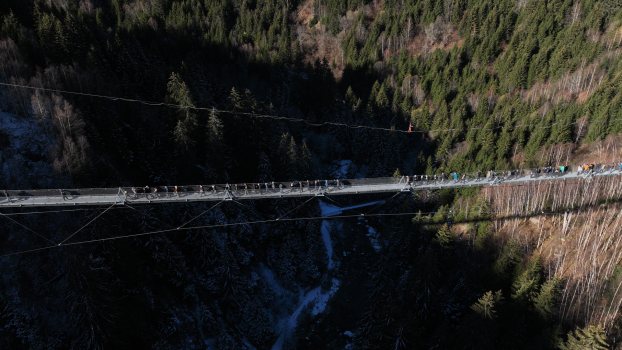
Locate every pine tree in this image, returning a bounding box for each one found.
[533,277,560,320]
[511,257,542,303]
[1,11,20,42]
[256,151,273,182]
[167,72,197,147]
[287,136,298,179]
[207,108,224,159]
[299,141,315,179]
[392,168,402,179]
[174,118,193,147]
[433,223,453,249]
[471,290,503,320]
[559,325,609,350]
[496,128,512,162]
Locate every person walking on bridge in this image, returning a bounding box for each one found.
[131,187,137,199]
[279,183,283,194]
[4,190,11,203]
[244,184,248,195]
[153,187,158,198]
[441,172,446,183]
[212,185,217,195]
[265,183,269,194]
[174,186,179,197]
[307,180,310,192]
[144,186,150,198]
[199,185,204,197]
[164,186,169,198]
[60,189,68,201]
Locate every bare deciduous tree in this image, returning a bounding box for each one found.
[515,0,528,12]
[568,2,582,26]
[425,17,445,45]
[79,0,94,15]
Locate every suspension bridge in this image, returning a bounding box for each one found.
[0,166,617,208]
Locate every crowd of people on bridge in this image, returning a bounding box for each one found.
[121,162,611,201]
[122,179,348,200]
[4,162,622,203]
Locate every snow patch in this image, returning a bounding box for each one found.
[333,160,352,178]
[312,279,340,315]
[320,200,385,217]
[259,264,286,298]
[271,279,341,350]
[321,220,334,270]
[366,226,382,251]
[318,200,340,217]
[272,286,320,350]
[359,217,382,251]
[0,111,56,187]
[343,331,354,337]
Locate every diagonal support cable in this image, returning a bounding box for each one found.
[362,192,403,216]
[275,197,316,221]
[0,212,57,245]
[123,202,176,230]
[177,200,223,230]
[232,199,275,220]
[58,203,117,245]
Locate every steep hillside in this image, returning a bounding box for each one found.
[2,0,622,349]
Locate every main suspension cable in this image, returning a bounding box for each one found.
[58,203,117,245]
[0,211,57,245]
[1,81,619,135]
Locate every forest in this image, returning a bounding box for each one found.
[1,0,622,349]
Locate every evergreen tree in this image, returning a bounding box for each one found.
[167,72,197,147]
[511,257,542,304]
[533,277,561,320]
[559,325,609,350]
[433,223,453,249]
[471,290,503,319]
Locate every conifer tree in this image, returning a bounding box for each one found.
[533,277,560,320]
[167,72,197,147]
[433,223,453,249]
[471,290,503,319]
[559,325,609,350]
[511,257,542,304]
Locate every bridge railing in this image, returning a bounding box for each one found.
[1,164,621,204]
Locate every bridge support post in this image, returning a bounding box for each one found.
[223,190,235,201]
[116,187,126,204]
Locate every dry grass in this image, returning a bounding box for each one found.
[485,177,622,330]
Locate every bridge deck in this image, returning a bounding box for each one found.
[0,170,618,208]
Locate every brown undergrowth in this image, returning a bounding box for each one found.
[483,175,622,330]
